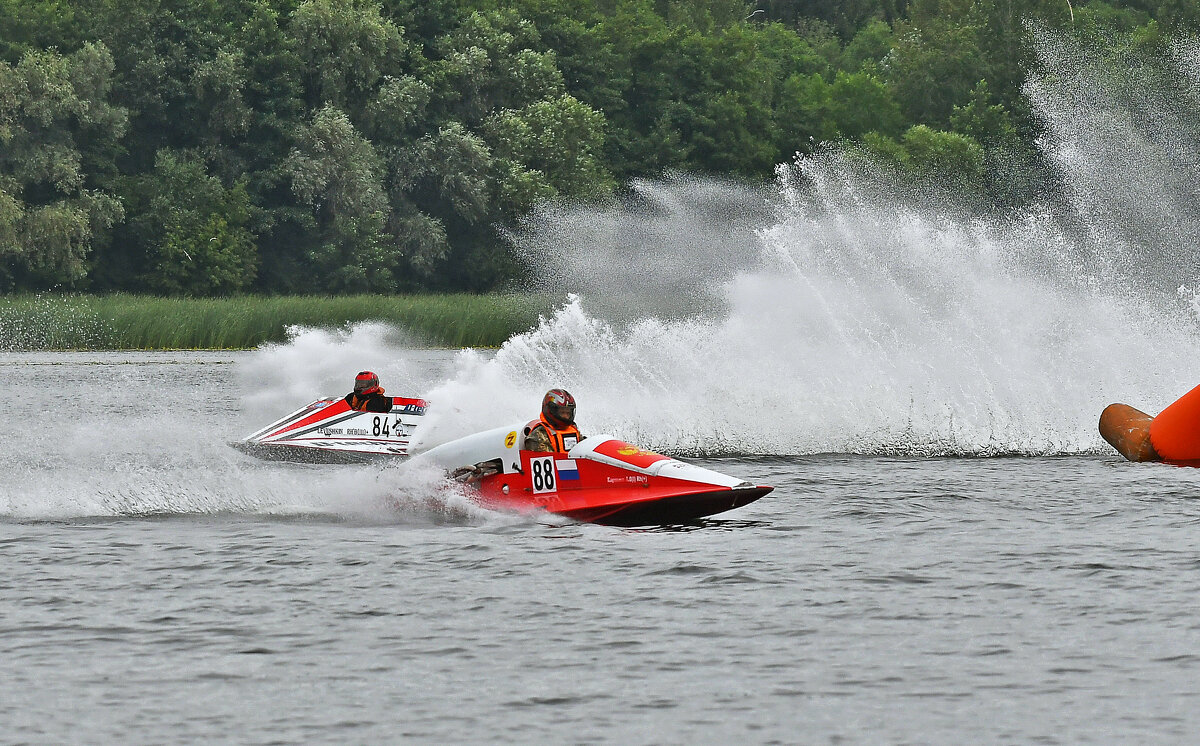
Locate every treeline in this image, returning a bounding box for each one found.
[1,0,1195,295]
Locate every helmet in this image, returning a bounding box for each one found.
[542,388,576,428]
[354,371,381,395]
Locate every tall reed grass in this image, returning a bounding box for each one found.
[0,294,553,350]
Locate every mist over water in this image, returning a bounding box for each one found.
[414,30,1200,457]
[1027,31,1200,289]
[512,174,773,320]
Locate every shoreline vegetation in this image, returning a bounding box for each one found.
[2,2,1195,298]
[0,294,553,350]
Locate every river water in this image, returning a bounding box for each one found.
[4,350,1200,744]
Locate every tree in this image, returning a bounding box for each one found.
[827,69,905,138]
[884,0,988,126]
[863,124,985,189]
[288,0,407,117]
[901,124,984,183]
[284,105,398,291]
[0,0,80,63]
[670,26,781,174]
[423,9,565,125]
[378,122,493,280]
[117,150,257,295]
[484,93,613,207]
[364,74,432,141]
[1,0,1190,293]
[841,18,894,70]
[757,0,911,37]
[775,68,903,154]
[0,42,125,290]
[394,121,491,224]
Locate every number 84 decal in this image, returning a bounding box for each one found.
[370,416,404,437]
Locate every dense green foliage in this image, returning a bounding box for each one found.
[0,0,1194,295]
[0,293,552,348]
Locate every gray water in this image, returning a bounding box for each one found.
[4,352,1200,744]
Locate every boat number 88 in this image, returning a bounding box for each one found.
[530,456,556,493]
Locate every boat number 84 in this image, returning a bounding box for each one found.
[371,416,402,437]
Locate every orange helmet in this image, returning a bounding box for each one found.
[354,371,381,395]
[542,388,576,428]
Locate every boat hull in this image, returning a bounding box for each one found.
[547,486,772,526]
[228,439,399,464]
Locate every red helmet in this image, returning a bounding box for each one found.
[354,371,381,395]
[542,388,576,428]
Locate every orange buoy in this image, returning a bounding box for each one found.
[1099,403,1159,462]
[1149,383,1200,464]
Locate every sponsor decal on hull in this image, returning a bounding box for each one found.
[606,475,648,484]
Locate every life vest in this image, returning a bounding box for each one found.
[525,414,581,452]
[347,388,387,412]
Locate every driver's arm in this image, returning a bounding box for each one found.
[524,425,552,452]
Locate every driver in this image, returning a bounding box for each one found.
[345,371,393,412]
[524,388,584,453]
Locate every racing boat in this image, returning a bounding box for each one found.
[232,396,428,463]
[413,424,774,526]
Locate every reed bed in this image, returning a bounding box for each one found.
[0,294,553,350]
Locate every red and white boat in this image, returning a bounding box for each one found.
[413,424,773,526]
[232,396,428,463]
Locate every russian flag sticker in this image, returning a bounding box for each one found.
[556,459,580,481]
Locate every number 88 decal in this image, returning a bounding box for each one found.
[530,456,556,494]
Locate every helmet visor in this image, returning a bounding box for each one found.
[354,377,377,394]
[548,403,575,424]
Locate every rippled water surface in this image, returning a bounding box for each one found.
[4,352,1200,744]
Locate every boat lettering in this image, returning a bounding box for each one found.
[319,428,344,436]
[606,476,648,484]
[346,428,368,436]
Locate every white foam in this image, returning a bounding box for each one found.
[470,31,1200,456]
